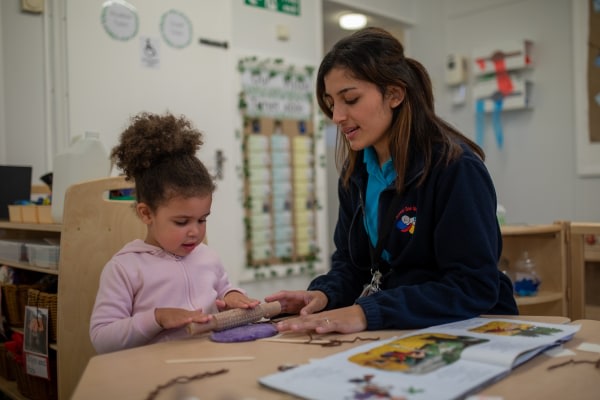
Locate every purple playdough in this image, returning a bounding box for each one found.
[210,323,278,343]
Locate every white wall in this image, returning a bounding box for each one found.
[409,0,599,223]
[0,0,47,174]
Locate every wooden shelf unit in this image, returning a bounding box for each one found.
[2,176,142,400]
[0,221,61,400]
[568,222,600,320]
[501,222,568,317]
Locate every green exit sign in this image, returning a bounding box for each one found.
[245,0,300,16]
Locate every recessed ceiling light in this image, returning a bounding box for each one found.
[339,13,367,30]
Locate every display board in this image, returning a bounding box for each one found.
[238,57,319,276]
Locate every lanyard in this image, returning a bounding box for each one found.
[360,193,402,298]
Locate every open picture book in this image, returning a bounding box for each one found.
[259,317,580,400]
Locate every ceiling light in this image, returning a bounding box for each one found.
[339,13,367,30]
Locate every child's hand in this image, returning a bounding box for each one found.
[265,289,328,315]
[216,291,260,311]
[154,308,211,329]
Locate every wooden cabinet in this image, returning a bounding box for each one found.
[501,222,568,317]
[0,221,61,400]
[568,222,600,320]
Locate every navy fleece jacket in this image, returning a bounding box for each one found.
[308,145,518,330]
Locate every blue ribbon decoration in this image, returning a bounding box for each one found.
[475,98,486,147]
[492,93,504,149]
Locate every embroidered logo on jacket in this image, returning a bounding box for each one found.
[395,206,417,234]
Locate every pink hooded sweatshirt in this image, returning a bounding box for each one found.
[90,239,243,354]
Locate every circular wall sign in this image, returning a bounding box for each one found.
[101,1,139,41]
[160,10,192,49]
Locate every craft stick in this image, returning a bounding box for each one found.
[259,337,332,344]
[165,356,255,364]
[186,301,282,336]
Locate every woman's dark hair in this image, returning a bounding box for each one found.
[316,27,484,192]
[111,112,215,211]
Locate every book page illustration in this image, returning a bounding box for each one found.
[468,320,563,337]
[258,318,580,400]
[349,333,488,374]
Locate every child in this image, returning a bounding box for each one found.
[90,112,259,354]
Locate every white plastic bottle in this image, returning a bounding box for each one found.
[51,131,110,222]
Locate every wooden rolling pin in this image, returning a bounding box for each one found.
[187,301,282,336]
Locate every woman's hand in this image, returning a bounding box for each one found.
[264,290,328,315]
[154,308,211,329]
[274,304,367,334]
[216,291,260,311]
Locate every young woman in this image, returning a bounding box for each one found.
[90,112,259,353]
[266,27,517,333]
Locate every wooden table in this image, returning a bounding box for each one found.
[71,316,599,400]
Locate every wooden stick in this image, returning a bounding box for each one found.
[165,356,255,364]
[186,302,282,335]
[259,337,332,344]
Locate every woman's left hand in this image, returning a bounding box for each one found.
[275,304,367,334]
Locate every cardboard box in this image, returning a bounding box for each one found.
[36,205,53,224]
[21,205,38,223]
[7,205,53,224]
[7,205,22,222]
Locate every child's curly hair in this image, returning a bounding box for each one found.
[111,112,216,211]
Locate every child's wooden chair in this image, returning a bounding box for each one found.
[56,176,146,400]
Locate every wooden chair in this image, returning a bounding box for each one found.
[56,176,146,400]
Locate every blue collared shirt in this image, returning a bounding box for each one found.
[363,147,397,256]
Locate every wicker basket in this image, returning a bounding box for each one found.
[27,289,58,343]
[1,284,43,327]
[0,343,16,381]
[13,353,58,400]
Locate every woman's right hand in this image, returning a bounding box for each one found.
[264,290,328,316]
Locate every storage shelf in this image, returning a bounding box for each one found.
[0,221,60,275]
[515,291,563,306]
[501,222,568,317]
[0,221,61,233]
[0,258,58,275]
[0,221,60,399]
[501,224,561,236]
